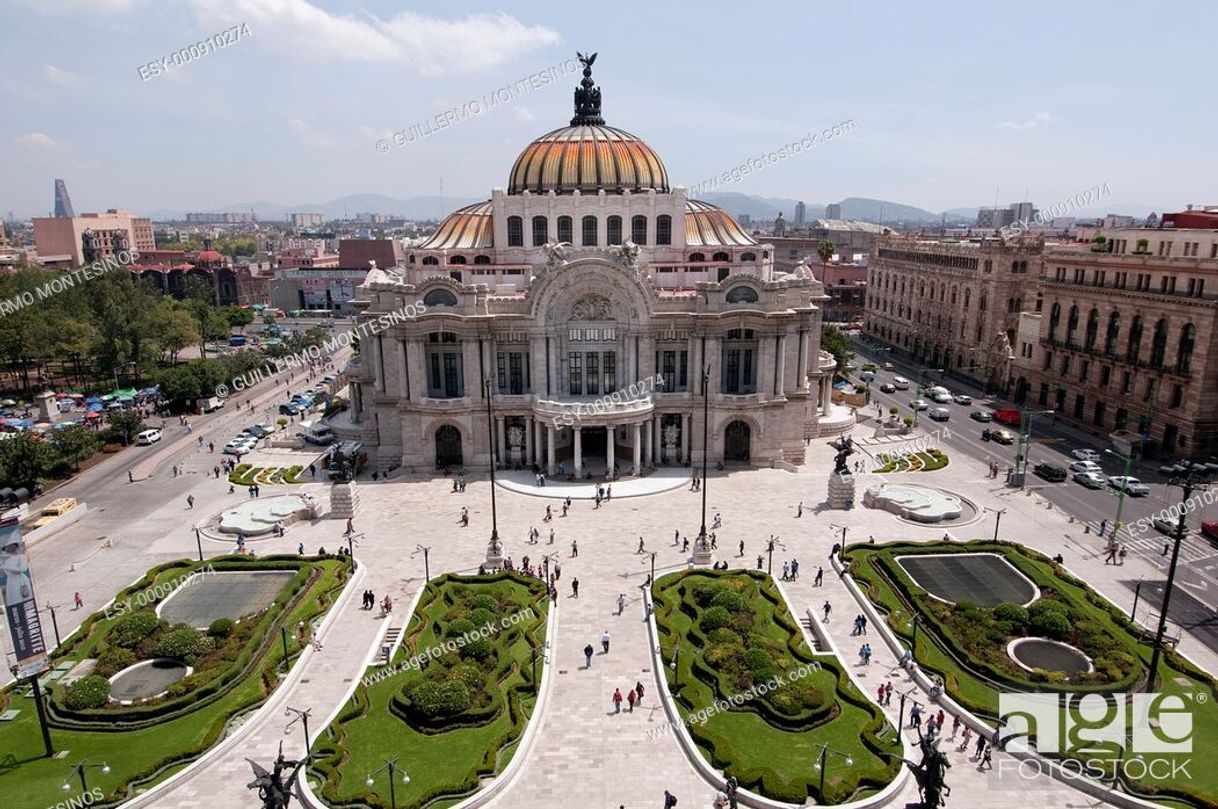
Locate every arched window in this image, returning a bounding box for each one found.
[1177,323,1196,374]
[689,252,705,263]
[557,216,573,244]
[631,215,647,245]
[449,255,467,265]
[1065,305,1079,345]
[1150,319,1169,368]
[725,285,759,303]
[507,216,523,247]
[656,215,672,245]
[474,255,491,265]
[741,252,756,262]
[581,215,597,246]
[1084,308,1099,350]
[531,216,548,247]
[963,288,971,308]
[712,251,730,262]
[1127,316,1143,362]
[423,288,458,307]
[421,256,439,266]
[607,215,622,245]
[1104,311,1120,355]
[979,293,988,312]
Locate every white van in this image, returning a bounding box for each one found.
[136,428,162,445]
[297,420,335,446]
[891,376,910,390]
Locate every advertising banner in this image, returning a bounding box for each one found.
[0,518,49,678]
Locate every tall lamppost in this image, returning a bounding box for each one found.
[656,641,681,686]
[412,544,431,582]
[1146,460,1218,688]
[41,602,61,650]
[1015,408,1055,487]
[1104,448,1134,543]
[483,377,502,569]
[345,532,362,570]
[985,507,1007,543]
[692,364,712,563]
[62,761,109,794]
[284,705,312,759]
[193,526,204,561]
[528,641,548,694]
[365,758,410,809]
[812,742,854,801]
[766,535,784,577]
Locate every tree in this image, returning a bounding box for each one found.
[816,239,835,271]
[821,324,853,372]
[0,433,57,488]
[223,307,255,333]
[182,276,217,357]
[107,410,144,446]
[51,424,101,471]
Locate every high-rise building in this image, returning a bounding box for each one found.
[825,203,842,220]
[53,179,75,219]
[794,201,806,225]
[33,208,155,265]
[290,213,324,228]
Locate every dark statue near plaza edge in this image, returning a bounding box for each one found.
[884,734,951,808]
[247,743,307,809]
[829,435,855,474]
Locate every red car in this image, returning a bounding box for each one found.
[1202,521,1218,542]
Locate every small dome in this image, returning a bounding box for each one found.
[418,201,493,249]
[195,250,224,263]
[685,200,757,247]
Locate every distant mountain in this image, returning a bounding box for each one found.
[834,197,939,223]
[147,193,483,222]
[943,207,980,221]
[695,192,819,221]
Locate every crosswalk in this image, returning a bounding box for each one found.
[1072,514,1215,565]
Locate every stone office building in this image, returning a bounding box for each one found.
[345,57,838,474]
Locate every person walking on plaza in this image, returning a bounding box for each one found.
[1105,543,1118,564]
[782,561,790,581]
[613,687,623,713]
[738,539,745,557]
[791,559,799,579]
[910,703,922,730]
[635,680,645,703]
[571,578,579,598]
[796,501,803,518]
[298,542,305,555]
[549,528,555,544]
[627,687,636,712]
[460,507,469,527]
[544,505,553,522]
[637,536,645,554]
[979,743,993,771]
[571,539,578,557]
[814,566,824,586]
[618,593,627,615]
[884,681,893,706]
[187,494,195,509]
[974,731,986,758]
[74,592,83,609]
[602,629,611,653]
[958,725,972,752]
[822,601,832,622]
[1099,518,1108,538]
[1119,545,1128,565]
[681,537,689,552]
[584,643,594,668]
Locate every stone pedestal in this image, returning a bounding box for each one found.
[827,471,856,510]
[484,537,505,572]
[330,481,359,520]
[36,390,56,422]
[691,534,714,566]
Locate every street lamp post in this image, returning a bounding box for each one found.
[528,642,547,694]
[649,551,657,585]
[988,507,1007,543]
[62,761,110,795]
[1015,409,1055,487]
[483,378,501,568]
[43,602,61,650]
[284,706,312,759]
[812,742,854,801]
[897,686,918,732]
[1105,449,1135,543]
[766,535,784,577]
[693,364,712,562]
[345,532,362,570]
[656,642,681,686]
[1146,460,1218,688]
[194,526,204,562]
[413,544,431,582]
[280,624,291,671]
[1130,576,1144,621]
[365,758,410,809]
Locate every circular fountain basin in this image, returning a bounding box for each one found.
[217,494,317,536]
[108,658,192,703]
[1007,637,1093,675]
[863,483,963,523]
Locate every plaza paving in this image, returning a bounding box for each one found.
[20,416,1209,807]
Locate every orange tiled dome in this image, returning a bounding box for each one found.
[508,125,669,196]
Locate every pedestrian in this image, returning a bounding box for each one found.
[627,688,636,712]
[460,507,469,527]
[756,554,764,569]
[198,435,203,447]
[298,542,305,555]
[958,725,972,752]
[674,529,680,546]
[1105,544,1118,564]
[822,601,831,622]
[606,484,612,501]
[664,791,678,808]
[951,714,961,738]
[549,528,555,544]
[980,743,993,771]
[782,561,790,581]
[1099,518,1108,538]
[584,643,594,668]
[613,687,623,713]
[635,680,645,703]
[738,539,745,557]
[884,682,893,706]
[1118,545,1127,565]
[187,494,194,509]
[637,536,645,554]
[127,470,133,484]
[73,592,83,609]
[974,732,986,758]
[682,537,689,552]
[791,559,799,579]
[859,643,868,665]
[876,683,886,705]
[860,615,867,634]
[254,483,260,497]
[602,629,611,654]
[572,578,580,598]
[796,501,803,518]
[571,539,578,557]
[814,566,824,586]
[936,708,945,729]
[309,463,315,478]
[618,593,627,615]
[910,703,922,729]
[545,505,553,522]
[208,441,214,453]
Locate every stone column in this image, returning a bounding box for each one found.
[759,336,775,397]
[681,412,691,463]
[395,339,408,400]
[802,330,813,388]
[643,418,652,466]
[606,426,615,477]
[407,340,425,401]
[547,424,556,475]
[776,334,787,395]
[372,336,386,394]
[525,417,534,466]
[574,426,583,476]
[633,423,642,474]
[548,339,559,397]
[653,414,661,461]
[820,376,832,413]
[496,416,506,466]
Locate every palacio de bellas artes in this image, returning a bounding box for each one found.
[346,56,843,476]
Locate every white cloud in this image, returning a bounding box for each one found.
[288,118,336,149]
[18,0,136,11]
[45,65,79,86]
[191,0,561,74]
[998,111,1054,130]
[15,132,58,148]
[512,107,536,123]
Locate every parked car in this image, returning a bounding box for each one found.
[136,428,162,445]
[1153,517,1181,536]
[929,391,953,404]
[1069,459,1102,474]
[1073,470,1106,488]
[243,423,275,438]
[970,410,994,422]
[1202,520,1218,541]
[928,407,950,422]
[892,376,910,390]
[879,383,896,394]
[909,399,929,411]
[882,362,894,371]
[1108,475,1150,496]
[279,402,302,416]
[1071,448,1101,462]
[1033,462,1068,482]
[952,394,973,405]
[223,437,257,455]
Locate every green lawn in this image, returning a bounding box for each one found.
[0,556,348,809]
[652,570,901,804]
[313,573,548,808]
[847,541,1218,808]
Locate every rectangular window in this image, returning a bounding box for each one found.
[442,353,460,397]
[568,352,582,395]
[1115,408,1128,430]
[1122,371,1132,394]
[607,217,622,245]
[679,350,688,389]
[1073,394,1085,420]
[1171,384,1184,409]
[1100,365,1110,387]
[586,352,599,395]
[724,350,741,394]
[430,353,442,392]
[496,353,507,392]
[1145,377,1157,404]
[507,217,523,247]
[508,353,524,395]
[662,350,676,392]
[603,352,616,392]
[1038,382,1049,406]
[582,216,597,247]
[743,349,754,391]
[1093,402,1106,427]
[1081,360,1089,382]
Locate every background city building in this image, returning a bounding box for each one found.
[32,208,155,266]
[290,213,324,228]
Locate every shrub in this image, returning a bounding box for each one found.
[706,628,741,646]
[470,594,498,612]
[450,662,484,690]
[711,589,748,613]
[1029,609,1070,638]
[461,637,494,662]
[1029,599,1067,620]
[208,618,236,639]
[770,679,823,714]
[700,606,732,632]
[110,611,161,648]
[157,626,214,662]
[447,619,476,638]
[692,582,729,607]
[409,679,471,719]
[705,643,744,670]
[94,646,136,678]
[468,608,496,630]
[993,603,1028,625]
[65,675,111,709]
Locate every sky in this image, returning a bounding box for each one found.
[2,0,1215,219]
